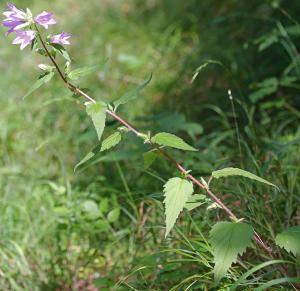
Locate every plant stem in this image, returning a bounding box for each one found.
[36,31,273,255]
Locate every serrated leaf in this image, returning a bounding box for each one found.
[68,62,105,80]
[100,132,122,152]
[275,226,300,256]
[212,167,278,189]
[151,132,197,151]
[210,222,254,284]
[23,71,54,99]
[163,177,194,237]
[184,194,207,211]
[86,102,107,141]
[113,74,152,110]
[143,150,158,169]
[74,144,101,172]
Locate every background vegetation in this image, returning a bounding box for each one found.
[0,0,299,290]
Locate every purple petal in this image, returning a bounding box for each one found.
[34,11,56,29]
[6,2,26,19]
[12,30,36,50]
[2,3,27,34]
[51,32,71,45]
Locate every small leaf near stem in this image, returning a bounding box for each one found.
[86,102,107,141]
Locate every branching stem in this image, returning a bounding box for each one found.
[36,31,273,256]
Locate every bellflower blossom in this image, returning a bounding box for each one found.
[51,32,71,45]
[12,30,36,50]
[2,2,29,34]
[34,11,56,29]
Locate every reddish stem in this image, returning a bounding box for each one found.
[36,32,273,255]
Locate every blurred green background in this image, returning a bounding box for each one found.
[0,0,299,290]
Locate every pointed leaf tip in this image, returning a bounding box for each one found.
[210,222,254,284]
[163,177,194,237]
[100,132,122,152]
[86,102,107,141]
[23,71,55,100]
[275,226,300,256]
[212,167,278,189]
[151,132,197,151]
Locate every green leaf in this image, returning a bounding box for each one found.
[258,34,278,51]
[210,222,254,284]
[68,62,105,80]
[54,206,70,217]
[275,226,300,256]
[23,71,54,99]
[82,200,101,220]
[211,167,278,189]
[49,43,71,63]
[254,277,300,291]
[184,194,207,211]
[113,74,152,110]
[100,132,122,152]
[99,198,109,214]
[107,208,120,222]
[191,60,223,82]
[86,102,107,141]
[230,260,291,291]
[163,177,194,237]
[151,132,198,151]
[249,77,278,103]
[143,150,158,170]
[74,144,101,172]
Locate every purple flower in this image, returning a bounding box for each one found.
[2,2,28,34]
[12,30,36,50]
[51,32,71,45]
[34,11,56,29]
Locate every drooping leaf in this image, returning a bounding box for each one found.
[191,60,223,82]
[68,61,106,80]
[210,222,254,284]
[211,167,278,189]
[275,226,300,256]
[151,132,198,151]
[143,150,158,169]
[100,132,122,152]
[184,194,208,211]
[74,144,101,172]
[49,43,71,63]
[86,102,107,141]
[113,74,152,110]
[163,177,194,237]
[23,71,54,99]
